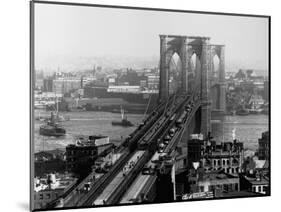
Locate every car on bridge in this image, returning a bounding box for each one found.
[176,111,188,126]
[83,182,92,192]
[169,128,176,136]
[158,143,165,153]
[169,114,176,121]
[142,166,155,175]
[164,135,171,144]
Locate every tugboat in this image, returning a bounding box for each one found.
[39,112,66,137]
[112,106,133,127]
[236,108,249,116]
[230,110,236,116]
[236,105,249,116]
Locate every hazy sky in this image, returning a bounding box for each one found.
[34,3,269,71]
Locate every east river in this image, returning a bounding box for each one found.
[34,110,269,156]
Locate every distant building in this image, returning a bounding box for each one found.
[147,74,159,90]
[107,85,141,93]
[235,69,247,80]
[246,69,254,78]
[263,80,269,101]
[43,78,54,92]
[188,135,244,175]
[117,69,147,86]
[34,173,77,209]
[108,77,116,86]
[258,131,269,160]
[53,79,81,94]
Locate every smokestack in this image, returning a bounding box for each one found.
[80,76,83,88]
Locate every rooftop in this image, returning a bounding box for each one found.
[221,190,263,198]
[189,169,238,182]
[244,175,269,185]
[199,171,237,182]
[67,135,110,147]
[34,173,77,192]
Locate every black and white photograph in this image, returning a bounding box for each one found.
[30,1,270,211]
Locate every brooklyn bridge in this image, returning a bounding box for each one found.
[48,34,226,208]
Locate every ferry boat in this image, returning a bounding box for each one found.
[39,98,66,137]
[39,112,66,137]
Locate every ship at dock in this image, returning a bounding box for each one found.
[111,106,134,127]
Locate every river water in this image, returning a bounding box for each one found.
[211,114,268,153]
[34,110,144,152]
[34,110,268,155]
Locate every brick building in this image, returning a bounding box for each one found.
[65,135,114,178]
[257,131,269,160]
[188,135,244,176]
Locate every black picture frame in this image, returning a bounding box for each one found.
[30,1,271,211]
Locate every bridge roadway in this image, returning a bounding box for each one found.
[75,93,192,206]
[164,99,201,155]
[118,91,202,204]
[119,152,160,204]
[64,98,169,207]
[119,172,157,204]
[73,94,184,207]
[61,153,124,207]
[88,94,191,205]
[55,92,200,208]
[93,150,147,205]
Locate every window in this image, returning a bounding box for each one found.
[258,186,262,192]
[227,160,230,165]
[214,160,217,166]
[223,184,228,192]
[223,160,226,166]
[39,194,43,200]
[209,185,215,191]
[46,193,51,199]
[228,184,233,192]
[199,186,204,192]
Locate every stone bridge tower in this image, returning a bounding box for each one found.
[159,35,226,135]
